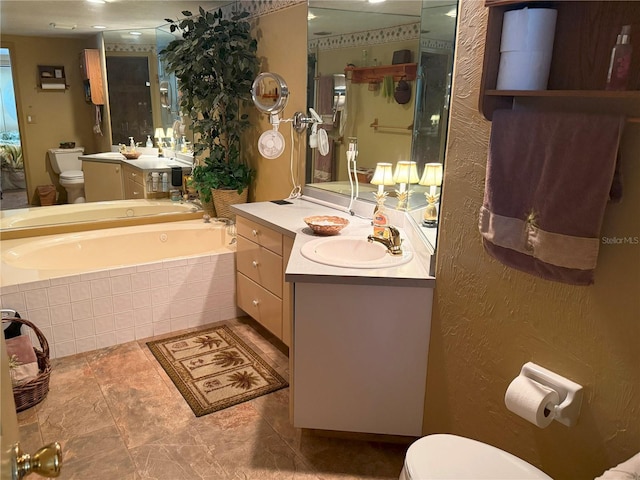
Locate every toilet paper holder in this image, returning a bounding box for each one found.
[520,362,583,427]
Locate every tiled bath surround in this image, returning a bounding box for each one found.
[0,252,239,359]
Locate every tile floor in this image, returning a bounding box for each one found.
[17,316,410,479]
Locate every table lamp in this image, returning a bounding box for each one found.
[370,162,395,208]
[418,162,443,227]
[393,160,419,210]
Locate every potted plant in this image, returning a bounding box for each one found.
[161,7,259,216]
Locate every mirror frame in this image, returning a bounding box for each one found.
[251,72,290,115]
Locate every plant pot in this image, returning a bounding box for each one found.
[211,188,248,221]
[201,198,216,217]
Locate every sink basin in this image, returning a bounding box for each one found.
[300,236,413,269]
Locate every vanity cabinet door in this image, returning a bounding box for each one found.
[82,161,124,202]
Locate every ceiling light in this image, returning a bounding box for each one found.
[307,12,316,20]
[446,8,457,18]
[87,0,106,4]
[49,23,77,30]
[92,25,107,30]
[368,0,386,3]
[129,31,142,36]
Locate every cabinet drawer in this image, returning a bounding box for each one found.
[126,169,144,186]
[237,216,282,255]
[237,236,283,297]
[237,273,282,338]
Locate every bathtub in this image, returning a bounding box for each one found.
[0,219,240,358]
[1,219,235,285]
[0,199,200,230]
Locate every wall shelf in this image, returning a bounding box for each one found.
[346,63,417,84]
[38,65,67,91]
[479,1,640,120]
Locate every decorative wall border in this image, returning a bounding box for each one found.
[308,22,420,52]
[233,0,306,18]
[105,43,156,53]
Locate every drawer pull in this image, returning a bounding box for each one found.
[252,299,260,307]
[252,229,258,237]
[252,261,259,268]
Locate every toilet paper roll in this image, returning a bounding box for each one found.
[496,50,553,90]
[505,376,559,428]
[500,8,557,53]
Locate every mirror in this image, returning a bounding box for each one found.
[0,23,198,234]
[103,27,185,146]
[306,0,457,247]
[252,72,290,115]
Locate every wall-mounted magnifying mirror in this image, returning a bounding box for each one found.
[252,73,291,160]
[251,72,290,117]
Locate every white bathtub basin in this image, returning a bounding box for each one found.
[300,236,413,269]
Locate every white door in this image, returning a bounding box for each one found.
[0,335,62,479]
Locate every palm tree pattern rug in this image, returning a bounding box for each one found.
[147,325,288,417]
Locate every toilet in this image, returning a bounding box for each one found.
[48,147,85,203]
[400,434,552,479]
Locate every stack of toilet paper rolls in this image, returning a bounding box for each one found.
[496,7,557,90]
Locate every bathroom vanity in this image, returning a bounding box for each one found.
[80,152,192,202]
[231,198,434,437]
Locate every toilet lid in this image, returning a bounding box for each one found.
[60,170,84,180]
[404,435,553,479]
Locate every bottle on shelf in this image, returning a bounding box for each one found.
[162,172,169,192]
[606,25,632,91]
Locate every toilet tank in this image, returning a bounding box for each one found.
[48,147,85,174]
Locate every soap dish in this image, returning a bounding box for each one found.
[122,151,141,159]
[304,216,349,236]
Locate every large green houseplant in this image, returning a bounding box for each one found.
[161,7,259,210]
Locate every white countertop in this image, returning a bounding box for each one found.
[80,153,192,171]
[231,198,435,288]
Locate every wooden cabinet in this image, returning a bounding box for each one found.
[235,216,293,346]
[82,161,124,202]
[79,49,105,105]
[479,1,640,120]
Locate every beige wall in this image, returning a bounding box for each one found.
[2,35,103,204]
[424,1,640,479]
[245,3,308,202]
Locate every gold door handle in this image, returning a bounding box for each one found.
[12,442,62,479]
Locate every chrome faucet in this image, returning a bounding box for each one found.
[367,226,403,255]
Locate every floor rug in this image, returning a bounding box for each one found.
[147,325,288,417]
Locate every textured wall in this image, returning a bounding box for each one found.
[424,1,640,479]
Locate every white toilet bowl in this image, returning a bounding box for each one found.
[400,434,552,480]
[48,147,85,204]
[59,170,85,203]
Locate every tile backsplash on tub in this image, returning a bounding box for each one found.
[0,252,240,359]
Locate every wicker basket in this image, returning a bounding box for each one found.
[211,188,248,221]
[2,317,51,412]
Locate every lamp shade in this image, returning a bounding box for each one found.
[370,163,395,186]
[393,161,420,184]
[154,127,166,139]
[165,127,174,138]
[419,163,443,186]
